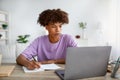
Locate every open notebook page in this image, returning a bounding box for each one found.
[22,63,61,73]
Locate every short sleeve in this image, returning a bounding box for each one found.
[22,37,39,60]
[66,34,77,47]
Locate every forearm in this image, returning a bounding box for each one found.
[16,54,30,67]
[16,54,40,70]
[41,59,65,64]
[54,59,65,64]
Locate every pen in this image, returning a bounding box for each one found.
[31,55,37,61]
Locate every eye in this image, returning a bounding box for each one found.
[51,25,56,28]
[59,25,62,28]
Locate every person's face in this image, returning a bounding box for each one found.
[45,22,63,37]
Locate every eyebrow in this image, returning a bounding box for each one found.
[49,23,63,27]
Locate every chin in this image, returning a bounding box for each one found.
[55,33,61,37]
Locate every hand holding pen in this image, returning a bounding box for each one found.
[26,55,41,70]
[31,55,37,62]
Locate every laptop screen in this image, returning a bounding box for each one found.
[55,46,111,80]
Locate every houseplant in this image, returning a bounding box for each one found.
[2,24,8,29]
[79,22,87,29]
[0,34,2,39]
[16,34,30,57]
[16,35,30,43]
[79,22,87,39]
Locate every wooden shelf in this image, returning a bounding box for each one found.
[0,38,8,41]
[0,10,9,44]
[0,29,8,32]
[0,11,8,14]
[0,20,8,23]
[76,39,88,47]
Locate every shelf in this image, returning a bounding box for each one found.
[0,38,8,41]
[0,29,8,32]
[0,20,8,23]
[0,11,8,14]
[0,10,9,44]
[76,39,88,47]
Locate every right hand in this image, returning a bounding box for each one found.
[26,60,41,70]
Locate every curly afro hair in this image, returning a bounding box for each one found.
[37,9,69,27]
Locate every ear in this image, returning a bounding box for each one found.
[45,26,48,30]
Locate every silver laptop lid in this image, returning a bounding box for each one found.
[64,46,111,80]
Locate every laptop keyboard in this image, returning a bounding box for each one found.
[61,73,64,77]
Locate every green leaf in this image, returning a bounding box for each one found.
[79,22,87,29]
[16,34,30,43]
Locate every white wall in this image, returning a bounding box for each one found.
[116,0,120,59]
[0,0,119,62]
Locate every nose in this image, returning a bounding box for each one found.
[56,26,61,32]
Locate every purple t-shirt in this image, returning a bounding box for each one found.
[22,34,77,61]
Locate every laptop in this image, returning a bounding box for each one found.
[55,46,111,80]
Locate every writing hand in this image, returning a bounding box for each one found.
[26,60,41,70]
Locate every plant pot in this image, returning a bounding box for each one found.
[0,34,2,39]
[2,24,8,29]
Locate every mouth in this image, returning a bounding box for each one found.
[54,33,61,36]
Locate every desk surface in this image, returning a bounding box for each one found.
[0,63,119,80]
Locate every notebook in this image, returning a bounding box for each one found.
[23,63,61,73]
[55,46,111,80]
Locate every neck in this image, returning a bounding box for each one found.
[48,35,60,43]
